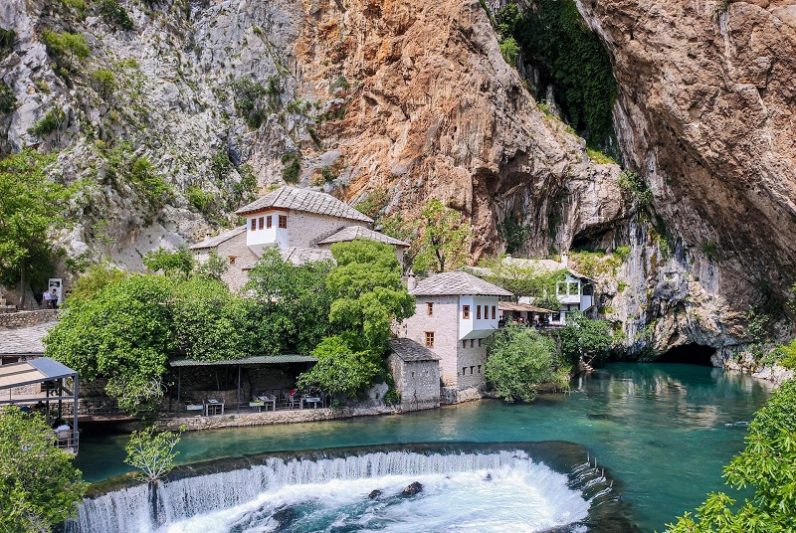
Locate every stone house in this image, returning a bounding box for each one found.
[191,186,409,290]
[397,271,512,404]
[388,338,441,411]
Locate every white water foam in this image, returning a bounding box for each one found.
[68,450,593,533]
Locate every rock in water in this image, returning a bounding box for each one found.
[368,489,382,500]
[401,481,423,497]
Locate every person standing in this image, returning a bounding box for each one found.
[49,288,59,309]
[42,289,52,309]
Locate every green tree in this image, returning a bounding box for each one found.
[143,246,195,277]
[124,426,181,483]
[411,198,471,273]
[170,276,251,362]
[666,379,796,532]
[246,248,335,355]
[296,335,382,397]
[327,239,414,351]
[194,250,228,280]
[558,311,615,366]
[0,150,73,307]
[485,324,569,402]
[66,262,127,303]
[45,274,175,414]
[0,406,86,532]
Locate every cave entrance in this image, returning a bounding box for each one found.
[655,343,716,366]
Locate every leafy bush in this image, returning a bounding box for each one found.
[99,0,134,30]
[297,336,382,397]
[485,324,568,402]
[569,250,623,279]
[210,149,232,185]
[411,198,471,274]
[68,263,126,303]
[499,37,520,66]
[477,258,566,302]
[29,107,66,136]
[143,247,194,277]
[0,81,15,114]
[41,30,90,60]
[558,311,615,365]
[186,184,213,213]
[618,170,653,209]
[232,77,267,128]
[761,339,796,370]
[91,68,116,98]
[666,379,796,531]
[354,187,389,219]
[281,152,301,183]
[0,406,87,531]
[129,156,172,209]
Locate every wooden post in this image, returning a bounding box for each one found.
[236,365,241,414]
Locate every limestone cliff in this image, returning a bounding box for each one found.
[1,0,794,358]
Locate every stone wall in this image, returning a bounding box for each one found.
[157,404,400,432]
[440,386,484,405]
[388,355,440,412]
[0,309,59,329]
[456,341,488,391]
[402,295,461,386]
[287,211,369,249]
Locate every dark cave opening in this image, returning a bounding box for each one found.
[655,343,716,366]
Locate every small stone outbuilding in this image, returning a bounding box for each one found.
[388,338,441,412]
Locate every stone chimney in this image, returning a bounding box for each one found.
[406,271,417,291]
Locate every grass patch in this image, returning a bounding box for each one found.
[232,77,267,129]
[586,147,616,165]
[41,30,90,60]
[91,69,116,98]
[29,107,66,136]
[0,28,15,59]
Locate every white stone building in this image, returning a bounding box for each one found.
[190,186,409,290]
[397,271,512,404]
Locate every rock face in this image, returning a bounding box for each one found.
[576,0,796,319]
[1,0,793,357]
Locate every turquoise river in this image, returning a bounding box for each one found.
[76,363,771,532]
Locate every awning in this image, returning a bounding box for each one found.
[0,358,77,391]
[499,302,555,313]
[170,355,318,368]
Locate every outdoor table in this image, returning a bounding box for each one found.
[301,396,322,409]
[256,395,277,412]
[204,399,225,416]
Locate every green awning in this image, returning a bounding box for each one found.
[170,355,317,367]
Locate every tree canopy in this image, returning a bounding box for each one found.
[0,150,74,303]
[297,335,382,397]
[485,324,570,402]
[405,198,471,274]
[327,239,414,351]
[666,379,796,532]
[0,406,86,532]
[246,248,335,355]
[558,311,616,365]
[125,426,182,484]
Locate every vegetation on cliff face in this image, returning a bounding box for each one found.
[496,1,617,151]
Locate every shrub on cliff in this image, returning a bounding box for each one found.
[666,379,796,532]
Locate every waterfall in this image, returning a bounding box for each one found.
[67,449,614,533]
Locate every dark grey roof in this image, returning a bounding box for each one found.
[190,226,246,250]
[170,355,318,367]
[317,226,410,247]
[236,186,373,223]
[0,357,77,390]
[389,338,440,362]
[410,271,513,297]
[0,321,57,355]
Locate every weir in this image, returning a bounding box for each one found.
[65,442,637,533]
